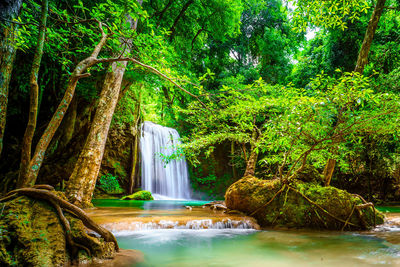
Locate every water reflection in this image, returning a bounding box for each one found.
[92,199,208,210]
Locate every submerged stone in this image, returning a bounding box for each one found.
[121,190,154,200]
[225,176,385,230]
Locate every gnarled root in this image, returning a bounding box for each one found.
[0,185,119,263]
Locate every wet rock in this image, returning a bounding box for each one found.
[202,201,228,211]
[225,176,385,230]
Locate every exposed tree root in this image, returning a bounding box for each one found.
[341,205,356,231]
[33,184,55,190]
[0,185,119,261]
[286,185,360,228]
[356,202,376,228]
[249,183,377,229]
[0,193,18,203]
[313,209,328,229]
[48,198,91,265]
[250,184,287,216]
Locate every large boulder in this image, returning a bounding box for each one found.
[0,194,116,266]
[225,176,384,230]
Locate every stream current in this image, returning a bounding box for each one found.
[90,199,400,266]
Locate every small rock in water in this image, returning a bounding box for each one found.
[212,204,227,211]
[202,201,227,211]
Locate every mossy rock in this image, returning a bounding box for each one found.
[0,194,115,266]
[225,176,385,230]
[121,190,154,200]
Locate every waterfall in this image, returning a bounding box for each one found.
[140,121,191,200]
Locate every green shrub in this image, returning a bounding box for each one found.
[97,173,123,194]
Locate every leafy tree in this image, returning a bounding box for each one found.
[180,73,399,185]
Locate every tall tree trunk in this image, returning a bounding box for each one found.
[323,158,336,186]
[323,0,386,185]
[128,93,141,194]
[244,127,259,177]
[65,60,130,207]
[17,22,110,188]
[244,149,258,177]
[0,0,23,158]
[354,0,386,74]
[65,14,140,207]
[18,0,48,186]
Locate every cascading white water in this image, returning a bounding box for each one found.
[102,219,256,233]
[140,121,191,200]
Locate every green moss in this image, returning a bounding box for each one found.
[0,194,116,266]
[225,176,385,230]
[121,190,154,201]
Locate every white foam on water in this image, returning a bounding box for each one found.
[106,218,257,237]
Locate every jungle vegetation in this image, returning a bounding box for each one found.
[0,0,399,204]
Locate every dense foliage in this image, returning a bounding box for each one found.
[0,0,399,201]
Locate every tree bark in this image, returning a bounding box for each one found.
[323,158,336,186]
[128,93,141,194]
[354,0,386,74]
[65,60,130,207]
[18,0,48,185]
[244,148,258,177]
[0,0,23,158]
[323,0,386,185]
[17,21,110,188]
[65,14,139,207]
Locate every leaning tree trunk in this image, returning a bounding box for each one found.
[354,0,386,74]
[323,0,386,185]
[18,0,48,186]
[65,13,140,207]
[17,22,110,188]
[0,0,23,158]
[65,60,130,207]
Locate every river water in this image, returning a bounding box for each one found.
[90,200,400,266]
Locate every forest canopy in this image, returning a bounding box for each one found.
[0,0,399,202]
